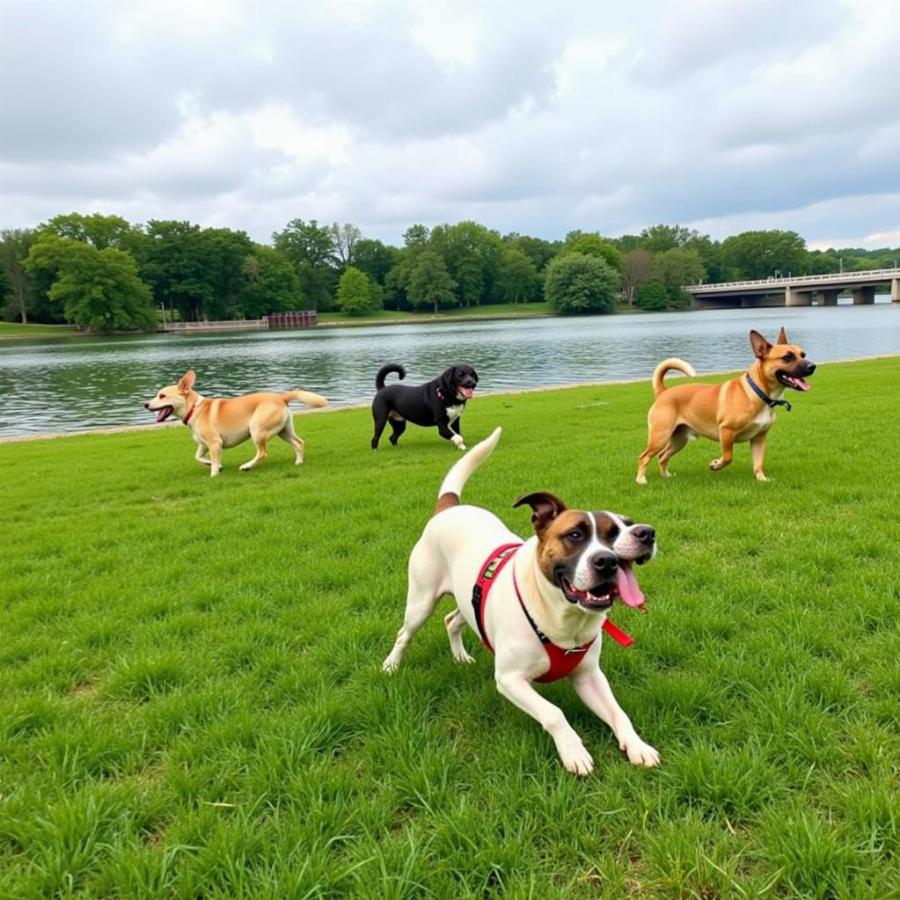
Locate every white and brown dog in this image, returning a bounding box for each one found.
[144,369,327,477]
[383,427,660,776]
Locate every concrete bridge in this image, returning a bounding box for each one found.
[686,268,900,308]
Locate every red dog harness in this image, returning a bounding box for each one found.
[471,543,633,684]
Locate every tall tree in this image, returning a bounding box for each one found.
[353,238,398,286]
[622,249,653,308]
[25,235,155,331]
[544,252,619,314]
[0,229,36,323]
[329,223,362,269]
[238,246,301,318]
[562,231,624,273]
[438,220,502,307]
[497,246,540,303]
[721,230,809,280]
[41,212,144,254]
[272,218,337,310]
[407,249,456,314]
[651,247,705,305]
[336,265,381,316]
[141,220,213,322]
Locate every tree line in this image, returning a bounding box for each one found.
[0,213,896,331]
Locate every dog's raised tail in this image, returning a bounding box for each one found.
[433,427,502,516]
[375,363,406,391]
[652,358,696,396]
[284,389,328,409]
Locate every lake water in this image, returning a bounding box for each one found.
[1,303,897,438]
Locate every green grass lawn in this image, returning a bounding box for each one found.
[1,358,898,897]
[317,303,552,326]
[0,322,82,339]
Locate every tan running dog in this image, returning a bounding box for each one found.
[383,427,659,776]
[636,328,815,484]
[144,369,327,477]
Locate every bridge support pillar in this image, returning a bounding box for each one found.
[892,278,900,303]
[852,287,875,305]
[785,286,812,306]
[819,289,840,306]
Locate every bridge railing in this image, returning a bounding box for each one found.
[687,267,900,293]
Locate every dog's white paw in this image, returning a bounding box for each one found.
[621,737,660,767]
[557,736,594,776]
[635,474,647,485]
[709,458,724,470]
[452,649,476,664]
[755,472,768,482]
[381,655,400,674]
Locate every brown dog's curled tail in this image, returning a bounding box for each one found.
[651,358,696,396]
[283,390,328,409]
[433,426,502,517]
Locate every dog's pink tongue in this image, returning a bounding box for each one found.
[616,565,645,608]
[460,387,475,399]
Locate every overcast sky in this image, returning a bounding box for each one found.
[2,0,899,250]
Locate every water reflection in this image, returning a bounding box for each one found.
[1,304,897,437]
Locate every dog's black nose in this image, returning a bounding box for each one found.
[590,551,618,576]
[805,363,817,375]
[143,403,150,409]
[633,526,656,545]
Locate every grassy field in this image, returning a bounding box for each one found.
[1,358,898,898]
[0,322,81,340]
[316,303,552,326]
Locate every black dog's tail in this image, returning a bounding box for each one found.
[375,364,406,390]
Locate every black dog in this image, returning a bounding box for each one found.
[371,363,478,450]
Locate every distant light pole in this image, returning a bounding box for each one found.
[839,257,843,273]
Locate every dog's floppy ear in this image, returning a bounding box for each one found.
[776,326,789,345]
[514,492,568,536]
[749,330,772,360]
[177,369,196,394]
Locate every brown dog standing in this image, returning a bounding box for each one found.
[145,369,327,477]
[636,328,815,483]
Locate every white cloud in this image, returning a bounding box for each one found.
[1,0,899,247]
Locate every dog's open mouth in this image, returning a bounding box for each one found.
[558,563,645,611]
[154,405,174,423]
[776,371,811,392]
[457,386,475,400]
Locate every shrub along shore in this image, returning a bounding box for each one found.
[1,358,898,897]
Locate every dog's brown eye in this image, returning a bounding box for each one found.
[567,529,585,542]
[782,353,795,362]
[158,392,166,399]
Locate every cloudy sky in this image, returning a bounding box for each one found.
[2,0,899,249]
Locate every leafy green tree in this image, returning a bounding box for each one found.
[721,230,808,280]
[503,233,560,272]
[141,220,214,321]
[544,252,619,314]
[238,246,301,318]
[41,212,144,254]
[203,228,255,319]
[562,231,624,273]
[353,238,398,286]
[638,224,698,253]
[25,235,155,331]
[651,247,705,305]
[635,282,668,311]
[407,249,457,314]
[433,221,502,307]
[497,246,540,303]
[272,218,338,310]
[0,229,36,323]
[403,224,430,248]
[336,265,381,316]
